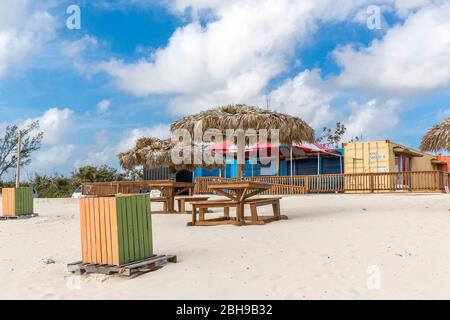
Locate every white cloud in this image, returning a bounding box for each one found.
[334,1,450,94]
[60,35,99,58]
[33,144,76,171]
[344,100,402,141]
[96,99,112,113]
[268,69,337,128]
[394,0,433,17]
[117,124,171,151]
[0,0,55,78]
[75,124,172,169]
[98,0,382,115]
[23,108,75,145]
[6,108,76,176]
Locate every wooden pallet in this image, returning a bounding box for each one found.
[0,213,39,221]
[67,254,177,276]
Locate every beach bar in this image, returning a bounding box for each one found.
[1,187,34,217]
[79,194,153,266]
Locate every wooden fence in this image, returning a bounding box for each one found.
[194,171,449,195]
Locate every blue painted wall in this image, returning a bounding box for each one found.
[194,153,343,178]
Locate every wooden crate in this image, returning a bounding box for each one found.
[1,187,34,217]
[79,194,153,266]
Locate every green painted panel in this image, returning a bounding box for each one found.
[125,197,135,262]
[115,197,126,265]
[141,196,150,258]
[135,196,144,260]
[14,187,33,215]
[122,197,131,264]
[146,196,153,256]
[114,194,153,265]
[131,196,141,260]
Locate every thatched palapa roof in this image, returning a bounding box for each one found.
[118,137,220,171]
[170,104,315,145]
[118,137,173,170]
[420,117,450,152]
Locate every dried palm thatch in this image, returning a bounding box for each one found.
[118,137,173,170]
[170,104,315,145]
[118,137,220,171]
[420,117,450,152]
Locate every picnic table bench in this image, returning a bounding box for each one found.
[187,196,287,226]
[150,197,169,213]
[176,196,210,213]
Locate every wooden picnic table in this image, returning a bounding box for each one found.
[208,181,272,223]
[146,181,195,212]
[81,180,194,213]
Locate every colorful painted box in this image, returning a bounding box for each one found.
[79,194,153,266]
[1,187,34,217]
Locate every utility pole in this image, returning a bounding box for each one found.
[15,130,22,188]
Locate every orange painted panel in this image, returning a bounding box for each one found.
[88,198,97,263]
[79,199,88,262]
[94,198,102,264]
[1,188,15,217]
[104,198,113,265]
[99,198,107,264]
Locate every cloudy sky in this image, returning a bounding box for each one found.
[0,0,449,178]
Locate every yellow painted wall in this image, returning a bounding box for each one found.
[344,141,393,174]
[344,140,438,173]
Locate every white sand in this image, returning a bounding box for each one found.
[0,193,449,300]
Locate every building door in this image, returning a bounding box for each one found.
[395,155,412,189]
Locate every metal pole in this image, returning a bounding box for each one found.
[317,152,320,193]
[317,152,320,175]
[15,130,22,188]
[290,147,293,193]
[290,147,293,178]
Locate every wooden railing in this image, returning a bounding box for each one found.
[194,171,449,195]
[194,176,309,195]
[81,181,194,197]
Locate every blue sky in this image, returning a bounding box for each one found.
[0,0,449,178]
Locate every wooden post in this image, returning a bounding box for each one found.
[370,173,374,193]
[277,156,281,176]
[15,130,22,188]
[238,163,243,179]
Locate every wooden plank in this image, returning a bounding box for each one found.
[93,198,102,264]
[136,195,145,260]
[140,195,149,258]
[125,196,135,263]
[104,198,113,265]
[79,199,89,263]
[118,197,130,264]
[146,195,153,257]
[109,198,120,266]
[131,196,141,260]
[15,188,21,215]
[99,198,107,264]
[88,198,97,263]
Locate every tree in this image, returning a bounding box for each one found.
[71,165,125,183]
[316,122,360,148]
[123,167,144,181]
[0,121,44,179]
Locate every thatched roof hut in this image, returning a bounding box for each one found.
[118,137,173,170]
[420,117,450,152]
[170,104,315,146]
[118,137,221,172]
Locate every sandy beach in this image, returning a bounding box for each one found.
[0,193,449,300]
